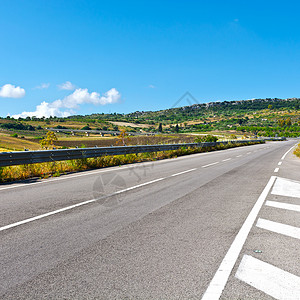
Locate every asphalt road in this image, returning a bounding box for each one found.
[0,140,299,299]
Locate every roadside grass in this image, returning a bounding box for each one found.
[293,143,300,158]
[0,140,262,183]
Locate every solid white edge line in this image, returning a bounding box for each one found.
[281,144,297,160]
[171,168,197,177]
[0,177,165,232]
[235,255,300,299]
[202,162,219,168]
[265,200,300,213]
[256,218,300,240]
[274,167,279,173]
[201,176,276,300]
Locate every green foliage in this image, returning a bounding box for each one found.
[10,133,18,138]
[1,122,35,131]
[195,135,218,143]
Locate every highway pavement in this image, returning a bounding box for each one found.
[0,140,299,299]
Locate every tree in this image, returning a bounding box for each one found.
[278,119,285,127]
[158,123,163,132]
[116,129,130,146]
[285,118,292,126]
[175,124,179,133]
[40,131,58,149]
[81,125,91,130]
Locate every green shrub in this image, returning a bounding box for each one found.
[195,135,218,143]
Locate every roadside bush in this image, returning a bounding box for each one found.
[294,143,300,158]
[194,135,218,143]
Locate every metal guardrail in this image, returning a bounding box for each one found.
[0,139,265,167]
[47,128,156,136]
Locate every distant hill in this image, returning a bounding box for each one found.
[1,97,300,138]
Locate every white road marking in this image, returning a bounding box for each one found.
[114,177,164,194]
[274,167,279,173]
[201,176,276,300]
[222,158,231,162]
[281,144,297,160]
[246,152,251,154]
[0,177,165,232]
[256,218,300,240]
[171,168,197,177]
[202,162,219,168]
[235,255,300,300]
[0,199,97,232]
[236,155,242,157]
[278,161,282,166]
[266,201,300,213]
[272,177,300,198]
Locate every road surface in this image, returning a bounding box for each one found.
[0,140,299,299]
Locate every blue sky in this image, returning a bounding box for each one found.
[1,0,300,118]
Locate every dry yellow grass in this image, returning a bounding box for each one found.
[0,133,40,151]
[0,148,13,152]
[294,143,300,158]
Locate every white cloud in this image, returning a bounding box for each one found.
[12,88,121,118]
[148,84,156,89]
[58,81,76,90]
[0,84,25,98]
[34,83,50,89]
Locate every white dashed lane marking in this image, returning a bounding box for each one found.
[171,168,197,177]
[202,162,219,168]
[222,158,231,162]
